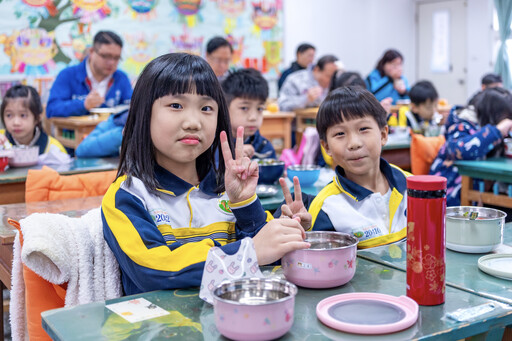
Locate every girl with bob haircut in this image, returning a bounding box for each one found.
[101,53,309,295]
[430,86,512,207]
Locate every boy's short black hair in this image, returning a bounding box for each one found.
[93,30,123,48]
[329,71,366,92]
[481,73,502,86]
[316,55,338,71]
[206,36,233,54]
[0,85,43,130]
[316,86,387,141]
[409,80,438,105]
[297,43,315,54]
[221,68,269,105]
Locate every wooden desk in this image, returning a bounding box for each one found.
[41,260,512,340]
[293,107,318,144]
[49,114,109,149]
[259,111,295,154]
[455,157,512,209]
[0,157,118,205]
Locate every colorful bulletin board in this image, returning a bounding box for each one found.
[0,0,284,83]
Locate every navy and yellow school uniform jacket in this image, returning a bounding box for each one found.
[307,159,411,249]
[1,128,67,155]
[246,130,276,159]
[101,165,269,295]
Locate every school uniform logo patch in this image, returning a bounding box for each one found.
[150,209,171,226]
[217,199,233,214]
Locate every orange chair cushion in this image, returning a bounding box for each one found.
[25,166,116,203]
[8,218,67,341]
[23,266,67,341]
[410,133,445,175]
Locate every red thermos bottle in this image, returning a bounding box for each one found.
[406,175,447,306]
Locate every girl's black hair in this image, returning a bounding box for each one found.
[475,87,512,126]
[0,85,43,130]
[316,86,387,141]
[117,53,234,193]
[376,49,403,77]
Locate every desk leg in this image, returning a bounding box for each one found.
[0,281,4,339]
[460,176,471,206]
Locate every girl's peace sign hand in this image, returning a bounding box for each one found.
[220,126,259,204]
[279,176,312,231]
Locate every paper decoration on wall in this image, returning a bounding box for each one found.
[251,1,278,37]
[212,0,245,34]
[172,0,203,27]
[126,0,158,20]
[58,23,92,61]
[0,28,57,75]
[72,0,112,24]
[0,0,284,80]
[122,33,157,76]
[227,34,244,65]
[16,0,58,22]
[262,40,280,75]
[171,28,203,55]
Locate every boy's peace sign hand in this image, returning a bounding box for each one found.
[279,176,312,231]
[221,126,259,204]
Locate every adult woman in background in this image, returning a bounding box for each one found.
[366,49,409,104]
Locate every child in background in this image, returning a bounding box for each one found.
[467,73,503,106]
[388,80,441,136]
[75,109,128,157]
[101,53,309,295]
[0,85,67,157]
[281,86,411,248]
[430,87,512,206]
[222,68,276,159]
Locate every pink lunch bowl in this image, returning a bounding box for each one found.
[9,146,39,167]
[212,277,297,341]
[282,231,358,288]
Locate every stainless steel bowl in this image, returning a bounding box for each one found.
[287,164,322,171]
[305,231,359,251]
[446,206,506,253]
[213,277,297,305]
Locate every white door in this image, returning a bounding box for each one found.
[417,0,467,105]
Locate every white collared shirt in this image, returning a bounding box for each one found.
[86,60,112,98]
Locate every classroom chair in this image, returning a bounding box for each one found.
[409,132,445,175]
[25,166,116,202]
[8,207,121,341]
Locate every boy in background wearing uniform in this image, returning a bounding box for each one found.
[388,80,441,136]
[222,68,276,159]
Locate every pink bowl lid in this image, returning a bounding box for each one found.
[316,292,418,335]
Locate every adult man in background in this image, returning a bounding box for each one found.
[46,31,132,118]
[205,36,233,82]
[278,43,316,91]
[278,55,338,112]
